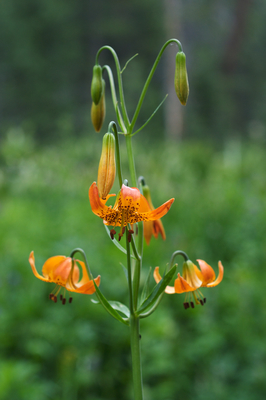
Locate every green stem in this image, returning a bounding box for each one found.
[126,230,143,399]
[130,315,144,400]
[169,250,189,268]
[126,134,137,187]
[96,46,130,130]
[102,65,126,132]
[108,121,123,187]
[131,38,182,132]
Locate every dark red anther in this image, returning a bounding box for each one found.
[127,233,132,242]
[62,298,66,305]
[53,295,57,303]
[190,301,195,308]
[200,299,204,306]
[110,229,116,240]
[69,297,73,304]
[118,233,123,242]
[204,298,206,303]
[183,302,189,309]
[128,229,134,234]
[49,293,54,300]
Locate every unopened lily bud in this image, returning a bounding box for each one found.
[97,132,116,199]
[174,51,189,105]
[91,65,103,105]
[91,79,106,132]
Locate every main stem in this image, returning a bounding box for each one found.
[130,315,143,400]
[126,134,144,399]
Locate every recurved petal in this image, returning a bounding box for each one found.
[29,251,49,282]
[196,259,216,285]
[89,182,110,216]
[174,273,199,293]
[143,198,174,221]
[206,261,224,287]
[143,220,153,245]
[153,266,176,294]
[152,219,166,240]
[68,275,101,294]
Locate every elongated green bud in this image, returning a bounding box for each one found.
[91,80,106,132]
[97,132,116,199]
[91,65,103,105]
[175,51,189,105]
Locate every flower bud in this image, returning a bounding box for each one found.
[174,51,189,105]
[91,79,106,132]
[97,132,116,199]
[91,65,103,105]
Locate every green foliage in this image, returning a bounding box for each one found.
[0,128,266,399]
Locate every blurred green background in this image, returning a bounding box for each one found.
[1,1,266,399]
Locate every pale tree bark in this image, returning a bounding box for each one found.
[163,0,184,141]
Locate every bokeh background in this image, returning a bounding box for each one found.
[1,1,266,399]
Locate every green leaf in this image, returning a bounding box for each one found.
[92,281,129,325]
[136,265,177,315]
[104,224,136,259]
[140,267,152,305]
[91,299,130,318]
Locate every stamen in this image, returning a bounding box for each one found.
[110,229,116,240]
[200,299,204,306]
[62,298,66,305]
[53,295,58,303]
[128,229,134,234]
[127,232,132,242]
[204,297,206,303]
[183,302,189,309]
[69,297,73,304]
[118,233,123,242]
[190,301,195,308]
[49,293,54,300]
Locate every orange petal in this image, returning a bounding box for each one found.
[120,184,141,205]
[29,251,49,282]
[89,182,110,216]
[206,261,224,287]
[174,273,198,293]
[152,219,166,240]
[143,198,174,221]
[68,275,101,294]
[143,220,153,245]
[197,259,217,286]
[153,266,176,294]
[42,256,71,281]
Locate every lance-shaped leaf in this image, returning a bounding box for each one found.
[91,299,130,318]
[140,267,152,305]
[136,265,177,315]
[93,281,129,325]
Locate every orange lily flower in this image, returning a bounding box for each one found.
[141,184,166,245]
[89,182,174,240]
[29,251,100,303]
[154,259,223,309]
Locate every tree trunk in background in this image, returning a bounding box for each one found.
[222,0,253,74]
[163,0,184,141]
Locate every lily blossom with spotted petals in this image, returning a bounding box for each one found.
[89,182,174,229]
[29,251,100,303]
[154,259,223,309]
